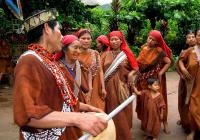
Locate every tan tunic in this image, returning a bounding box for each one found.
[178,47,200,130]
[139,90,166,138]
[101,51,133,140]
[13,55,81,140]
[78,49,105,110]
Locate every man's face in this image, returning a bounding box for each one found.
[48,22,62,53]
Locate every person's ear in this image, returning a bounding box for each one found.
[44,23,51,35]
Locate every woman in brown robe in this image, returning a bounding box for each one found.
[76,29,106,110]
[135,30,172,134]
[54,35,89,99]
[176,29,200,140]
[176,30,196,130]
[101,31,138,140]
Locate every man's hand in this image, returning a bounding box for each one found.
[75,113,108,136]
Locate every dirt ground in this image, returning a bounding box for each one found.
[0,72,193,140]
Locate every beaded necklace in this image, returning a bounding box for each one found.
[28,44,78,107]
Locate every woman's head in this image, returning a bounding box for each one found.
[96,35,110,52]
[75,29,92,50]
[185,30,196,48]
[62,35,81,61]
[148,30,171,59]
[147,30,162,47]
[108,31,138,70]
[108,31,123,50]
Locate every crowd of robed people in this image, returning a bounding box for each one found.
[13,9,200,140]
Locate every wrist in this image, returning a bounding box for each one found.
[70,112,82,127]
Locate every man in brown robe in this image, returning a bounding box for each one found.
[13,9,107,140]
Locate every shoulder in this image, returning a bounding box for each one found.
[17,54,41,66]
[141,44,148,50]
[180,47,194,58]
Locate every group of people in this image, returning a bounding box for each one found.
[176,30,200,140]
[13,9,200,140]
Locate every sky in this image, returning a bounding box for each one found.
[97,0,112,5]
[81,0,112,6]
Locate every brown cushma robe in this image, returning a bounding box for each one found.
[177,47,200,130]
[139,90,166,138]
[78,49,105,110]
[101,51,133,140]
[13,55,81,140]
[176,51,190,129]
[136,45,168,122]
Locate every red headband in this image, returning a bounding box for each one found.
[96,35,110,51]
[108,31,138,70]
[53,35,78,61]
[149,30,171,59]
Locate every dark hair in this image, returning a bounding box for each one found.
[62,44,70,52]
[77,30,92,39]
[147,77,160,86]
[183,29,195,50]
[27,20,57,44]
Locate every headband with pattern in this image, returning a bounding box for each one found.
[23,9,58,33]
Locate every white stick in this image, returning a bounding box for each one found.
[79,95,136,140]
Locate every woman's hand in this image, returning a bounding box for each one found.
[79,102,104,113]
[181,68,192,80]
[100,88,107,100]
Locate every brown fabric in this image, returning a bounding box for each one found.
[136,45,168,121]
[176,51,191,129]
[13,55,81,140]
[0,46,12,73]
[177,47,200,130]
[139,90,166,138]
[58,60,89,102]
[78,49,105,110]
[101,51,133,140]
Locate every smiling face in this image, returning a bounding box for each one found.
[109,36,122,50]
[79,33,92,50]
[63,40,81,61]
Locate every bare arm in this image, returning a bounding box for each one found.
[98,54,107,99]
[132,84,141,96]
[127,69,138,86]
[178,59,192,80]
[27,111,79,128]
[158,57,171,76]
[27,111,107,136]
[79,102,104,113]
